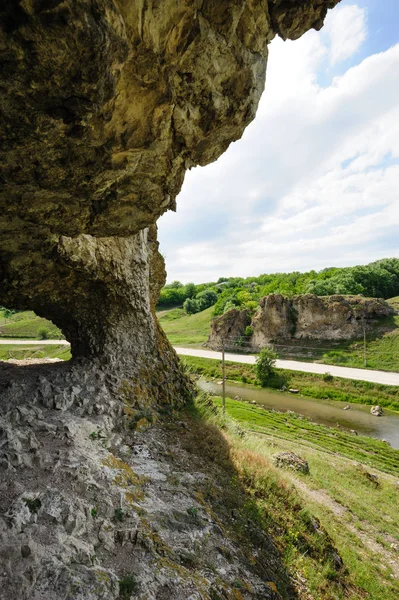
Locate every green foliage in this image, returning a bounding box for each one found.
[23,498,42,514]
[91,507,98,518]
[244,325,253,337]
[256,347,278,386]
[113,507,124,522]
[38,327,49,340]
[161,258,399,314]
[183,297,200,315]
[119,574,138,599]
[181,355,399,411]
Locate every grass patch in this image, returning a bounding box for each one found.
[158,306,213,347]
[0,344,71,361]
[181,355,399,411]
[0,310,62,340]
[187,394,399,600]
[211,395,399,476]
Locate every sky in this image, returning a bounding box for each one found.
[158,0,399,284]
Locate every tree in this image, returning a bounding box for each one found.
[169,280,183,289]
[196,289,218,311]
[184,282,196,298]
[183,298,200,315]
[256,347,278,386]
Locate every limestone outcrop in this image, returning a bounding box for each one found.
[0,3,343,596]
[0,0,340,401]
[207,308,251,350]
[208,294,394,350]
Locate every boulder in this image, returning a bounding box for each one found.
[274,452,309,474]
[370,406,383,417]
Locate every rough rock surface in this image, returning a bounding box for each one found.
[208,294,393,349]
[207,308,251,351]
[274,452,310,474]
[0,3,341,598]
[0,366,291,600]
[0,0,340,403]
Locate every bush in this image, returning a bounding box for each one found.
[183,297,200,315]
[256,347,278,386]
[38,327,49,340]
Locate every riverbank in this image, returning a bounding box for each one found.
[190,393,399,599]
[181,355,399,411]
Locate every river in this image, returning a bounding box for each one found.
[198,378,399,449]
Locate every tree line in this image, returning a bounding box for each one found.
[157,258,399,315]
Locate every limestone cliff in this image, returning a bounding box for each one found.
[0,0,340,399]
[208,294,394,350]
[0,2,342,598]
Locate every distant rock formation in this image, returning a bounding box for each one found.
[208,294,394,350]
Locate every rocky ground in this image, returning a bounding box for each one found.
[0,360,295,600]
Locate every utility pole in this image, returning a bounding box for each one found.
[363,317,367,368]
[222,339,226,414]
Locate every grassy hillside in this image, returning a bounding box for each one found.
[0,310,62,339]
[158,306,213,346]
[0,343,71,361]
[187,394,399,600]
[274,313,399,372]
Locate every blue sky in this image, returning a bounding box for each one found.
[158,1,399,283]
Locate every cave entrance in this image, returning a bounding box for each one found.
[0,306,70,363]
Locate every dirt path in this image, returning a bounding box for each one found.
[293,479,399,579]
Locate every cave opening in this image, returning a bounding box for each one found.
[0,305,70,363]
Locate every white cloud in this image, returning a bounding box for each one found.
[158,6,399,283]
[323,4,367,65]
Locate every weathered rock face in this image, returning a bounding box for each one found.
[0,3,343,598]
[252,294,393,347]
[207,308,250,350]
[0,0,340,399]
[0,376,293,600]
[209,294,394,350]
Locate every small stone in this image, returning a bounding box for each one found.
[370,405,383,416]
[274,452,309,474]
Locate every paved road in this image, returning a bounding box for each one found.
[1,339,398,387]
[0,339,70,345]
[174,346,399,387]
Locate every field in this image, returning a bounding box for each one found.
[0,310,62,339]
[157,306,213,346]
[186,393,399,600]
[158,304,399,372]
[0,343,71,361]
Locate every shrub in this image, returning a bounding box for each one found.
[38,327,49,340]
[256,347,278,386]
